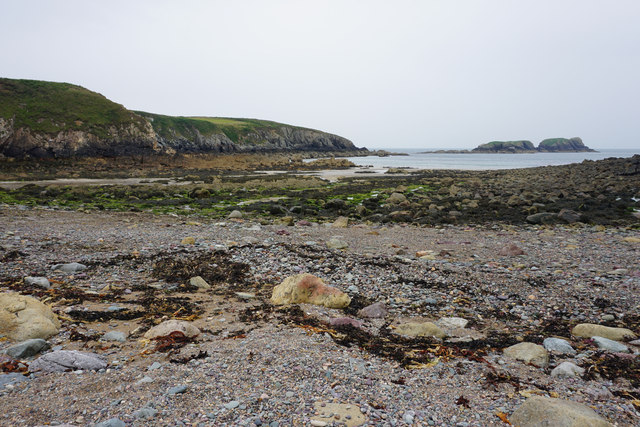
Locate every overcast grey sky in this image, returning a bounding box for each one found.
[3,1,639,149]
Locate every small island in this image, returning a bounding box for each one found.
[421,137,596,154]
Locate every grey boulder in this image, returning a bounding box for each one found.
[543,337,576,355]
[592,336,630,353]
[4,338,50,358]
[29,350,107,372]
[51,262,87,273]
[24,277,51,289]
[551,362,585,378]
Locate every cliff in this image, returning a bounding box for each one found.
[537,137,595,152]
[471,137,595,153]
[472,140,536,153]
[0,78,361,159]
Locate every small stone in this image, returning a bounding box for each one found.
[601,314,615,322]
[168,385,187,394]
[498,244,525,256]
[95,418,126,427]
[181,236,196,245]
[148,362,162,370]
[332,216,349,228]
[285,391,294,398]
[101,331,126,343]
[51,262,87,273]
[326,237,349,250]
[543,337,576,355]
[133,406,158,419]
[135,376,154,385]
[393,321,446,339]
[224,400,240,409]
[24,276,50,289]
[357,302,388,319]
[503,342,549,368]
[551,361,585,378]
[228,210,243,219]
[437,317,468,329]
[144,320,200,340]
[592,336,630,353]
[189,276,211,290]
[386,193,407,204]
[4,338,50,358]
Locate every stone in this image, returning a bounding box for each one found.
[326,237,349,250]
[311,402,367,427]
[270,274,351,309]
[510,396,613,427]
[551,362,585,378]
[4,338,50,358]
[29,350,107,372]
[357,302,388,318]
[274,216,294,226]
[224,400,240,409]
[543,337,576,355]
[0,292,60,341]
[592,336,630,353]
[180,236,196,245]
[498,244,525,256]
[572,324,637,341]
[228,210,243,219]
[332,216,349,228]
[328,317,363,328]
[394,321,446,339]
[437,317,468,329]
[386,192,407,204]
[51,262,87,273]
[168,385,187,394]
[0,372,28,389]
[144,320,201,340]
[24,276,50,289]
[558,209,582,223]
[101,331,127,343]
[95,418,126,427]
[503,342,549,368]
[526,212,557,224]
[133,406,158,419]
[189,276,211,290]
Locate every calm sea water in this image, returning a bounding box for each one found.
[344,149,639,170]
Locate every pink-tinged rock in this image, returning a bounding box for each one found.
[29,350,107,372]
[357,302,388,319]
[270,274,351,309]
[329,317,363,328]
[498,244,525,256]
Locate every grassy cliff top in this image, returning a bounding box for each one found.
[474,140,535,151]
[0,78,147,137]
[135,112,309,143]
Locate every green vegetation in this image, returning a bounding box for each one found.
[136,112,304,143]
[0,78,148,138]
[473,140,535,152]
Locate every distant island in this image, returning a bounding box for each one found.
[421,137,596,154]
[0,78,366,159]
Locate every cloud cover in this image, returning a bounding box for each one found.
[2,0,639,149]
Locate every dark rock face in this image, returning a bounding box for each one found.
[472,140,536,153]
[538,137,595,152]
[471,137,595,153]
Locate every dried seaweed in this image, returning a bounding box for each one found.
[582,352,640,387]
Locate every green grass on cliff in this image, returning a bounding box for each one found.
[0,78,147,138]
[135,112,299,143]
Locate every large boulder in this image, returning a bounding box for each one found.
[510,396,612,426]
[29,350,107,372]
[572,324,637,341]
[4,338,50,358]
[0,293,60,341]
[270,274,351,309]
[503,342,549,368]
[143,320,201,340]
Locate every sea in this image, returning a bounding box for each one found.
[343,149,639,170]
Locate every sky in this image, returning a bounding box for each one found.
[2,0,639,150]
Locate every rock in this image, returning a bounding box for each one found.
[4,338,50,358]
[311,402,367,427]
[572,324,637,341]
[189,276,211,290]
[551,361,585,378]
[622,236,640,243]
[228,210,243,219]
[503,342,549,368]
[0,292,60,341]
[180,236,196,245]
[393,321,446,339]
[328,317,363,328]
[95,418,126,427]
[543,337,576,355]
[133,406,158,419]
[437,317,468,329]
[274,216,294,226]
[168,385,187,394]
[270,274,351,309]
[24,276,50,289]
[526,212,557,224]
[51,262,87,273]
[357,302,388,318]
[224,400,240,409]
[0,372,28,389]
[592,336,630,353]
[386,192,407,204]
[498,244,525,256]
[558,209,582,223]
[29,350,107,372]
[510,396,613,427]
[585,387,614,401]
[148,362,162,370]
[101,331,127,343]
[326,237,348,250]
[144,320,201,340]
[332,216,349,228]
